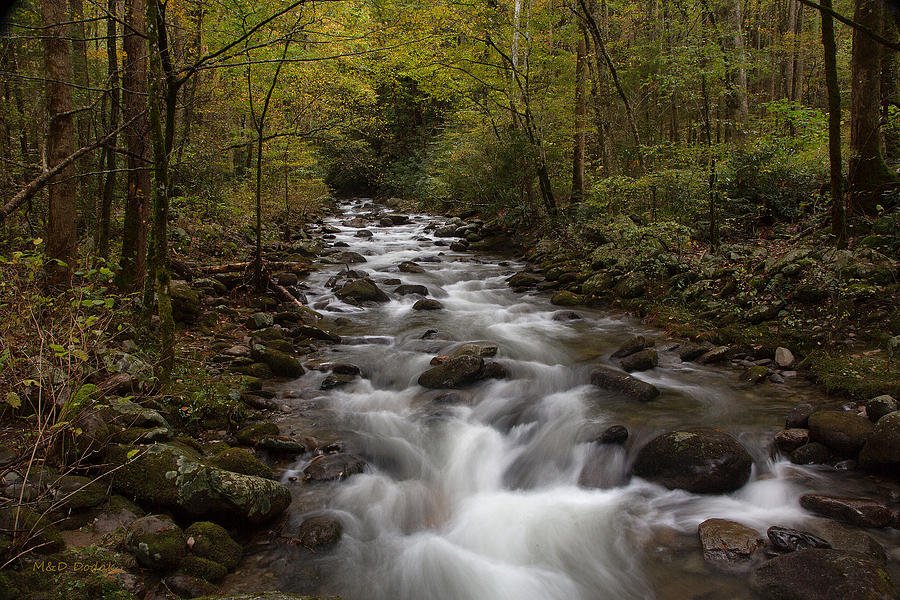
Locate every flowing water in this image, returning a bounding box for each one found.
[225,199,899,600]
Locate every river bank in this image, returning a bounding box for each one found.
[1,198,899,600]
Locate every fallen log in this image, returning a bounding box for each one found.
[196,261,310,275]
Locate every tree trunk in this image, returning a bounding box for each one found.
[571,32,587,203]
[848,0,897,214]
[68,0,92,219]
[881,17,899,161]
[43,0,78,285]
[725,0,749,137]
[820,0,845,246]
[119,0,151,290]
[98,0,119,259]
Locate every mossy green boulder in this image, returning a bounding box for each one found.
[126,514,186,570]
[209,447,273,479]
[185,521,242,570]
[180,554,228,582]
[105,443,291,523]
[251,346,304,378]
[0,505,63,554]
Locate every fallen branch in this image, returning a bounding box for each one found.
[196,261,310,275]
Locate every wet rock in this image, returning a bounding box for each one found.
[632,428,753,494]
[251,346,304,378]
[697,518,766,573]
[552,310,582,321]
[164,574,217,599]
[247,312,274,330]
[696,346,731,365]
[296,514,343,549]
[381,277,402,286]
[506,271,542,289]
[800,494,893,528]
[354,229,373,238]
[324,251,367,264]
[775,428,810,453]
[332,363,361,376]
[750,549,897,600]
[597,425,629,445]
[303,453,366,481]
[453,342,499,358]
[395,284,429,296]
[619,349,658,372]
[807,410,873,457]
[93,494,145,534]
[589,366,660,402]
[255,436,306,454]
[236,422,279,446]
[126,514,186,570]
[865,396,897,423]
[790,442,830,465]
[434,391,468,404]
[55,474,108,510]
[611,335,651,359]
[106,443,291,523]
[786,403,815,429]
[775,347,795,368]
[449,241,469,251]
[806,520,888,562]
[859,410,900,470]
[413,298,444,310]
[335,278,390,304]
[418,356,485,389]
[481,361,509,380]
[767,526,831,553]
[209,448,272,479]
[742,365,769,384]
[185,521,242,570]
[673,343,704,363]
[294,325,341,343]
[550,291,583,306]
[398,261,425,273]
[321,372,357,390]
[613,273,648,299]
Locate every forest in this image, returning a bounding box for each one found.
[1,0,899,599]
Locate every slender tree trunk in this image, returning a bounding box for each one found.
[142,0,177,380]
[571,32,587,203]
[726,0,749,136]
[820,0,845,246]
[119,0,151,290]
[43,0,78,285]
[68,0,92,218]
[848,0,897,214]
[881,17,899,161]
[701,73,719,252]
[98,0,120,259]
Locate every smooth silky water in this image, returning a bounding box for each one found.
[223,199,900,600]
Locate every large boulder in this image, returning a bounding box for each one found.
[698,518,766,573]
[589,366,659,402]
[613,273,648,299]
[807,410,873,457]
[303,454,366,481]
[126,514,186,570]
[620,349,658,372]
[185,521,242,570]
[859,410,900,470]
[296,514,343,549]
[866,396,897,423]
[632,428,752,494]
[171,281,202,324]
[251,346,304,378]
[611,335,651,359]
[750,549,897,600]
[324,251,367,264]
[105,443,291,523]
[418,356,485,389]
[335,279,389,304]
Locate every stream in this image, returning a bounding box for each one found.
[223,199,899,600]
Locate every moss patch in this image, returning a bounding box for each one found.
[807,350,900,399]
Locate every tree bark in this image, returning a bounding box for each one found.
[571,31,587,203]
[43,0,78,285]
[821,0,845,246]
[119,0,151,290]
[68,0,92,214]
[98,0,120,259]
[848,0,897,214]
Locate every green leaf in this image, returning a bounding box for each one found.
[126,449,140,460]
[71,349,89,362]
[4,392,21,409]
[49,343,66,353]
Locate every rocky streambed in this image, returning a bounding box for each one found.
[3,198,899,600]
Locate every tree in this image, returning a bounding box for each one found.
[42,0,77,285]
[848,0,897,214]
[118,0,151,290]
[820,0,845,245]
[97,0,119,259]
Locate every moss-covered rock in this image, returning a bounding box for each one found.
[105,443,291,523]
[335,278,389,304]
[0,505,63,554]
[808,410,874,457]
[126,514,186,570]
[859,411,900,471]
[185,521,242,570]
[417,356,485,389]
[251,346,304,378]
[581,272,616,296]
[180,554,228,582]
[172,281,202,323]
[54,475,108,510]
[209,448,272,479]
[613,273,648,299]
[550,291,583,306]
[236,422,279,446]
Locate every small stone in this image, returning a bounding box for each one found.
[766,526,831,553]
[296,514,343,549]
[597,425,628,445]
[696,346,730,364]
[791,442,830,465]
[247,312,274,330]
[398,261,425,273]
[303,453,366,481]
[775,347,795,368]
[742,365,768,384]
[590,366,659,402]
[413,298,444,310]
[698,518,766,573]
[775,428,810,453]
[611,335,651,359]
[865,395,897,423]
[786,403,815,428]
[620,349,658,372]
